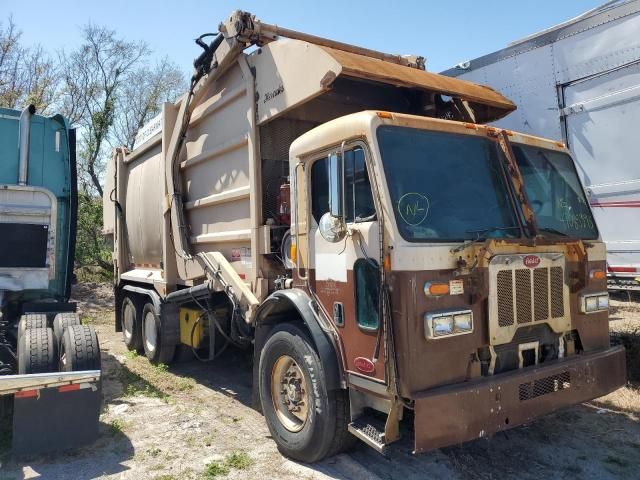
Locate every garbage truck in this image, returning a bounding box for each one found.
[0,105,101,455]
[103,10,626,461]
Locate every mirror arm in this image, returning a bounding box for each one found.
[340,141,346,224]
[293,162,309,281]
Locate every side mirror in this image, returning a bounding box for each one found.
[319,211,347,243]
[320,150,347,243]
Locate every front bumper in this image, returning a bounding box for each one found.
[413,346,626,453]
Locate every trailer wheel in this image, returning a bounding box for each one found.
[18,327,57,374]
[259,322,351,462]
[53,312,81,346]
[141,303,175,365]
[18,313,47,339]
[59,325,101,372]
[121,296,143,352]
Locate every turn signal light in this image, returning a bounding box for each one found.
[424,282,449,296]
[376,111,393,119]
[590,269,606,280]
[290,243,297,264]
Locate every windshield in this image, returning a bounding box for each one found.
[377,126,519,242]
[512,144,598,239]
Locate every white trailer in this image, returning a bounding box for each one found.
[442,0,640,291]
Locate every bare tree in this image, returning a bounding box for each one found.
[0,16,23,108]
[0,17,58,112]
[59,24,149,196]
[114,58,186,150]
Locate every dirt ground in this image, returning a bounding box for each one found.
[1,285,640,480]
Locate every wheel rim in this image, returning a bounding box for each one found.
[144,310,157,353]
[123,301,135,342]
[270,355,310,433]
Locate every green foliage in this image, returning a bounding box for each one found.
[224,452,253,470]
[75,192,112,278]
[203,462,229,478]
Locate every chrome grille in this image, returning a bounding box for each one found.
[534,268,549,321]
[490,254,570,345]
[550,267,564,318]
[515,269,532,324]
[497,271,514,327]
[497,265,563,326]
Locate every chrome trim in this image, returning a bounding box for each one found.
[424,309,474,339]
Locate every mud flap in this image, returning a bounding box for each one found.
[11,381,101,455]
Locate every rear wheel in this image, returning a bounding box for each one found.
[18,313,47,339]
[59,325,101,372]
[141,303,175,365]
[259,323,352,462]
[53,312,81,347]
[18,327,57,374]
[121,296,142,352]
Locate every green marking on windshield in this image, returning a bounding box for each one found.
[397,192,430,226]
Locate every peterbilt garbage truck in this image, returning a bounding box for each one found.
[103,10,626,461]
[0,106,101,454]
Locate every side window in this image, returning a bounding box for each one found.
[354,259,379,330]
[311,157,329,223]
[310,147,376,224]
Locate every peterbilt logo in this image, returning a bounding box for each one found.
[523,255,541,268]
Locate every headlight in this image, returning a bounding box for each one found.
[432,316,454,336]
[425,310,473,339]
[454,313,473,333]
[580,292,609,313]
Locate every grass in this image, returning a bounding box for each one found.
[225,451,253,470]
[152,475,176,480]
[203,461,229,478]
[203,452,254,478]
[109,418,126,435]
[119,366,170,401]
[125,350,138,360]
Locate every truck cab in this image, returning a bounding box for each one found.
[287,110,625,452]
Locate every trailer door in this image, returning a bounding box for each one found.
[562,61,640,274]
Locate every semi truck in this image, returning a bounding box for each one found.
[103,10,626,461]
[442,0,640,292]
[0,106,101,454]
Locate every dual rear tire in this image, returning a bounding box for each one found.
[17,313,100,374]
[120,294,175,364]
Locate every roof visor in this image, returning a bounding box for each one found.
[319,45,516,123]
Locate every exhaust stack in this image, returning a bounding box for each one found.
[18,104,36,185]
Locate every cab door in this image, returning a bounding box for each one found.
[308,144,385,382]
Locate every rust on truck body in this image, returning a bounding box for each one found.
[105,11,624,460]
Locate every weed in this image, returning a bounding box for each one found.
[152,475,176,480]
[204,461,229,478]
[109,419,126,435]
[125,350,138,360]
[80,315,92,325]
[225,451,253,470]
[147,447,162,457]
[176,377,196,391]
[154,363,169,373]
[119,367,169,401]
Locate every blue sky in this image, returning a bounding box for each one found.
[4,1,604,74]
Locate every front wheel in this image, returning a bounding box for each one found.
[258,323,352,462]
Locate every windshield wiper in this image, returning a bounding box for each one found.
[538,227,570,238]
[451,226,520,253]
